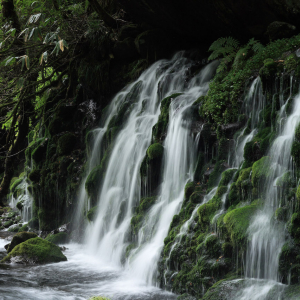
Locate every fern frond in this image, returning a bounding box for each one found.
[226,36,239,49]
[233,47,248,68]
[252,42,264,53]
[208,37,228,52]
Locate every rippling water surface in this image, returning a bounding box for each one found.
[0,236,176,300]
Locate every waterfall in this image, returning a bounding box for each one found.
[126,63,217,283]
[236,90,300,299]
[84,53,218,279]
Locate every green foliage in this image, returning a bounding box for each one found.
[251,156,272,187]
[202,34,300,125]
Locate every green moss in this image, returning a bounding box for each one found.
[1,237,67,264]
[251,156,272,187]
[289,212,300,244]
[7,232,38,253]
[184,182,196,200]
[45,232,68,245]
[223,201,259,247]
[57,133,76,155]
[85,165,103,205]
[152,93,182,140]
[18,223,29,232]
[10,178,23,193]
[3,220,13,228]
[87,206,98,222]
[202,34,300,125]
[222,242,233,257]
[204,234,221,257]
[207,161,227,189]
[197,195,222,227]
[147,143,164,160]
[275,207,288,222]
[219,169,237,186]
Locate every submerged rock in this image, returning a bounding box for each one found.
[1,237,67,264]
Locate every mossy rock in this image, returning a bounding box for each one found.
[10,178,23,193]
[18,223,29,232]
[28,169,41,183]
[57,133,76,155]
[251,156,272,187]
[45,232,68,245]
[85,165,103,205]
[219,169,237,186]
[275,207,288,222]
[202,278,246,300]
[289,212,300,244]
[152,93,182,140]
[204,234,221,258]
[222,242,233,258]
[7,232,38,253]
[184,182,196,200]
[223,201,260,247]
[16,201,23,211]
[3,220,14,228]
[1,237,67,264]
[147,143,164,160]
[87,206,98,222]
[138,196,157,213]
[259,58,278,79]
[197,195,222,227]
[28,217,39,229]
[8,225,21,232]
[38,208,57,231]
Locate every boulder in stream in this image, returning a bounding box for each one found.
[1,237,67,264]
[6,232,37,253]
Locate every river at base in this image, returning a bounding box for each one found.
[0,236,176,300]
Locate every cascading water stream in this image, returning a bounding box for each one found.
[83,53,218,284]
[236,89,300,299]
[230,78,265,168]
[126,62,218,284]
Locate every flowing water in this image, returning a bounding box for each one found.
[85,54,218,280]
[0,234,175,300]
[233,88,300,299]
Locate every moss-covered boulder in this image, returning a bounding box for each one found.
[223,201,260,247]
[3,220,14,228]
[219,169,237,186]
[184,182,196,200]
[251,156,272,187]
[147,143,164,160]
[45,232,68,245]
[57,133,77,155]
[6,232,38,253]
[1,237,67,264]
[18,223,29,232]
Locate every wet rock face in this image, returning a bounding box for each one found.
[119,0,300,48]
